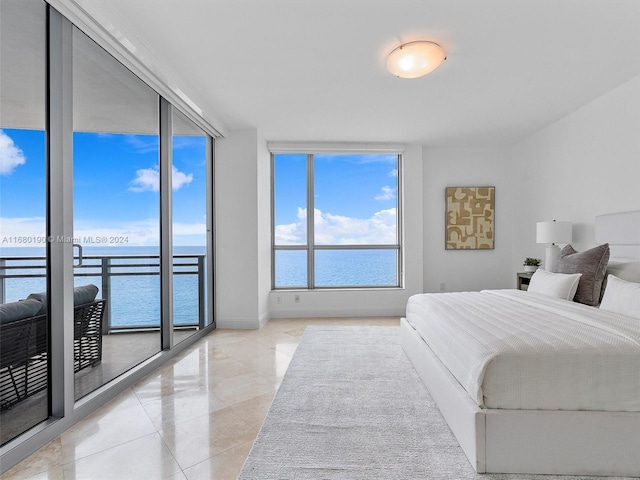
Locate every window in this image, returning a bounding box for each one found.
[272,152,402,289]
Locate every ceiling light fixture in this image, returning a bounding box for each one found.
[386,40,446,79]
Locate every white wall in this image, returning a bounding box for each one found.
[216,75,640,327]
[256,131,272,325]
[268,144,424,318]
[422,147,514,292]
[215,129,267,328]
[511,74,640,268]
[216,132,422,324]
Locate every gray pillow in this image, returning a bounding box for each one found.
[27,284,99,315]
[73,284,99,305]
[25,292,47,315]
[554,243,610,306]
[0,298,44,325]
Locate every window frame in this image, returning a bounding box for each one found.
[271,151,403,290]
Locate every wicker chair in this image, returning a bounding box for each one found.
[0,299,105,411]
[0,313,47,411]
[73,300,105,373]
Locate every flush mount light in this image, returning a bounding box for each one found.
[386,40,446,78]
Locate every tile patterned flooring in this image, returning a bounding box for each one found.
[1,317,399,480]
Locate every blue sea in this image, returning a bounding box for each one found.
[1,246,206,328]
[275,249,398,288]
[2,247,398,327]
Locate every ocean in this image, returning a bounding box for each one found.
[1,246,205,328]
[275,249,398,288]
[2,247,398,328]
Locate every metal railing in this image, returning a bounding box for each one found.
[0,253,205,333]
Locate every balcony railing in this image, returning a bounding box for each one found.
[0,253,205,333]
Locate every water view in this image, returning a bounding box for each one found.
[0,246,205,328]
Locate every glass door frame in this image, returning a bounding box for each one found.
[0,5,216,471]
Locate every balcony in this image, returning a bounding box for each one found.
[0,252,207,444]
[0,252,206,332]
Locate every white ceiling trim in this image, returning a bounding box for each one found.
[45,0,227,138]
[268,142,405,154]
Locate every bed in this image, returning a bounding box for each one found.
[400,211,640,476]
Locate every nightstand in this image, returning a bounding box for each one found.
[516,272,534,291]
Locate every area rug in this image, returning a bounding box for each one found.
[239,326,633,480]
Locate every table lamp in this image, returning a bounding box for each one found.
[536,220,572,271]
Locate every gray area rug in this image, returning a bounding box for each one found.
[239,326,636,479]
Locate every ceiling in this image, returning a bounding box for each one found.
[66,1,640,145]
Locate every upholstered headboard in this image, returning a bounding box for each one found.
[595,211,640,283]
[595,210,640,261]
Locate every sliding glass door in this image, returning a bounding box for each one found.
[0,1,216,455]
[72,27,162,399]
[172,109,211,343]
[0,0,49,446]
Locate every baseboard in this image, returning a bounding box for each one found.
[216,318,260,329]
[217,307,402,329]
[269,306,406,319]
[258,311,270,328]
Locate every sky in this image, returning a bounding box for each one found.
[274,153,398,245]
[0,128,206,249]
[1,131,397,250]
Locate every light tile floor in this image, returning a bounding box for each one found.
[1,317,399,480]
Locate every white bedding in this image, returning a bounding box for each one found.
[406,289,640,411]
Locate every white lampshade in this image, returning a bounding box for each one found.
[536,221,572,245]
[386,41,446,79]
[536,220,572,271]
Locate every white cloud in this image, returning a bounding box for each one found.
[172,167,193,190]
[173,136,205,150]
[129,165,193,192]
[129,167,159,192]
[74,220,160,246]
[375,186,396,201]
[274,207,396,245]
[0,217,46,246]
[390,169,398,177]
[0,217,206,248]
[74,219,206,246]
[274,207,307,245]
[125,135,159,154]
[0,130,27,175]
[172,221,207,246]
[173,222,206,236]
[274,225,304,244]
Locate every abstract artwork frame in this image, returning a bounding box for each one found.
[445,186,495,250]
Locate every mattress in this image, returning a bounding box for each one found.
[406,289,640,411]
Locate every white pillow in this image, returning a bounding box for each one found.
[599,274,640,320]
[527,269,582,301]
